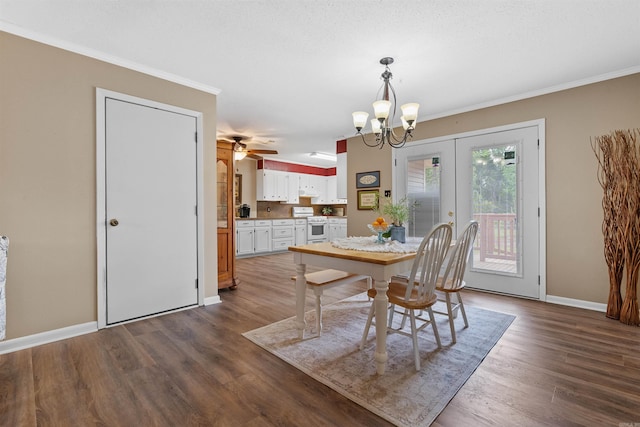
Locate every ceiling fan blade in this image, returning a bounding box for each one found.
[247,153,263,160]
[248,149,278,155]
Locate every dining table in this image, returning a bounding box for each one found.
[288,239,419,375]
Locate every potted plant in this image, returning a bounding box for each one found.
[322,206,333,216]
[375,196,410,243]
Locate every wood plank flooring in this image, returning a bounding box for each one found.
[1,252,640,426]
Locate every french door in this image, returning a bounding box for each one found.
[395,123,543,299]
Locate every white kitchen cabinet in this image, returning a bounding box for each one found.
[282,173,299,204]
[236,220,255,256]
[271,219,295,251]
[328,217,347,241]
[254,220,272,253]
[256,170,287,201]
[294,219,307,245]
[237,219,272,255]
[310,175,329,205]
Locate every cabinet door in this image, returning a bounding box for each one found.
[295,225,307,245]
[285,174,299,204]
[254,227,272,253]
[236,228,254,255]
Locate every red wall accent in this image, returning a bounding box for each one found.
[256,159,336,176]
[336,139,347,154]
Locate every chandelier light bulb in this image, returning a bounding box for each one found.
[373,100,391,119]
[401,116,411,130]
[400,103,419,122]
[371,118,382,134]
[352,111,369,130]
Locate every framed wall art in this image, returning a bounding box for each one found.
[358,189,379,210]
[355,171,380,188]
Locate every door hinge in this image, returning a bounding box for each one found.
[195,205,198,215]
[195,278,199,289]
[538,207,540,217]
[195,132,198,143]
[537,139,540,148]
[538,275,541,285]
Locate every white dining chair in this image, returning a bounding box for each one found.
[359,223,453,371]
[435,220,479,344]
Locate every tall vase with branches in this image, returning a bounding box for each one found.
[592,134,624,319]
[617,129,640,326]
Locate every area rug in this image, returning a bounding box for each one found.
[242,292,515,427]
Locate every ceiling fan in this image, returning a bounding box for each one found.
[225,135,278,160]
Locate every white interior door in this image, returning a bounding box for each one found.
[105,97,198,324]
[394,123,542,299]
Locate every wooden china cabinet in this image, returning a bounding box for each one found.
[217,140,238,289]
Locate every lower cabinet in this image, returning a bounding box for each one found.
[236,220,272,256]
[294,219,307,245]
[272,219,295,252]
[328,217,347,241]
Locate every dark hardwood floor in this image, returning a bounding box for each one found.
[1,252,640,426]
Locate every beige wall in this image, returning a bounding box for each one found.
[0,32,218,339]
[347,73,640,304]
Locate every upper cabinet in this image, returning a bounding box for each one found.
[256,161,347,205]
[256,170,288,201]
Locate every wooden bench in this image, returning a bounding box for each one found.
[292,269,372,336]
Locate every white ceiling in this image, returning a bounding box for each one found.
[2,0,639,167]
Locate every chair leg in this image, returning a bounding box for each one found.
[457,292,469,328]
[428,307,441,348]
[399,308,410,329]
[388,303,396,327]
[409,310,420,371]
[360,303,375,350]
[445,293,457,343]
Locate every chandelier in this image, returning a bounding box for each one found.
[352,57,419,149]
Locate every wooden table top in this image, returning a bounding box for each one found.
[288,242,416,266]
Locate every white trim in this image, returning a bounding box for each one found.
[418,66,640,123]
[204,296,222,306]
[545,295,607,313]
[0,21,221,95]
[96,88,206,328]
[393,119,547,300]
[0,322,97,355]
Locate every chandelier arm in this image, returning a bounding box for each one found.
[356,131,385,148]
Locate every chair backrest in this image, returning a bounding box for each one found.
[439,220,479,290]
[404,223,453,303]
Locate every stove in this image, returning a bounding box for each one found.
[292,207,328,243]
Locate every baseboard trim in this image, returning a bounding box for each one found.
[0,321,98,355]
[204,295,222,306]
[546,295,606,312]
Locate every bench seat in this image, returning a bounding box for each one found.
[292,269,371,335]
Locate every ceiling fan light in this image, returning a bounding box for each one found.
[352,111,369,130]
[373,100,391,119]
[234,150,247,161]
[400,103,419,122]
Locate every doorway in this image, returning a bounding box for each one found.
[394,121,545,299]
[96,89,205,327]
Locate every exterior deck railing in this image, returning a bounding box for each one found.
[472,213,517,262]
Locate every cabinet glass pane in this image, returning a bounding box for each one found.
[217,159,228,228]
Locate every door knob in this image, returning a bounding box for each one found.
[109,219,119,226]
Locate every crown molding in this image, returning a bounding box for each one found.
[0,21,221,95]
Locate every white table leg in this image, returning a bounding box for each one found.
[373,277,389,374]
[295,263,307,339]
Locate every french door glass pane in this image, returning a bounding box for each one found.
[471,144,519,275]
[406,156,441,237]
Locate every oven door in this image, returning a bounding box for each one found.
[307,222,328,241]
